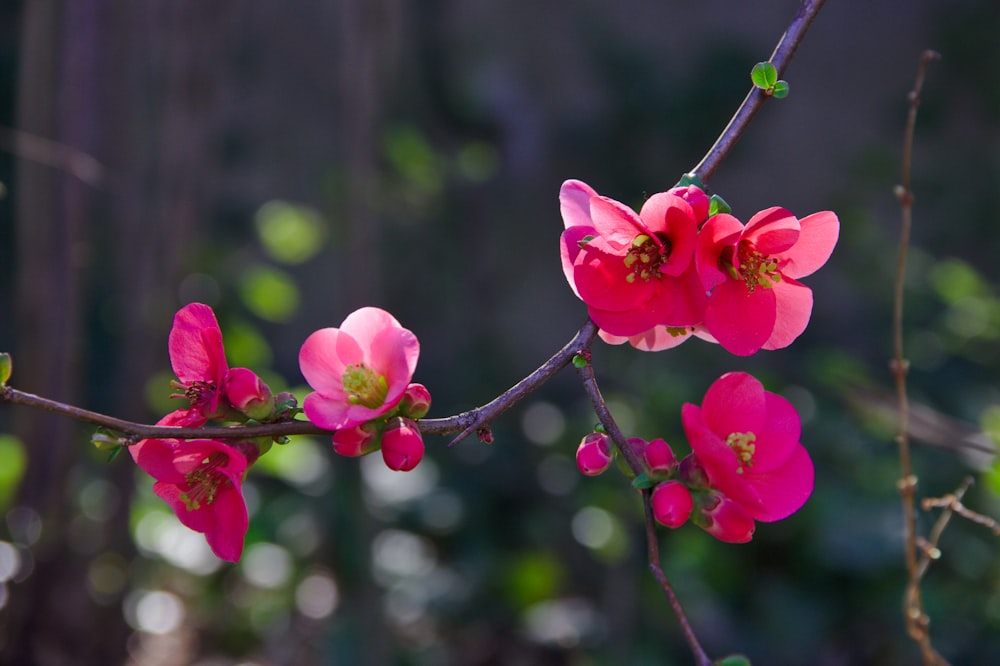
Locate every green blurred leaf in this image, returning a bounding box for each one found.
[239,265,301,323]
[708,194,732,216]
[503,551,563,607]
[716,655,752,666]
[772,80,790,98]
[255,201,326,265]
[455,141,498,182]
[930,257,988,303]
[750,61,777,90]
[383,124,443,192]
[0,352,10,385]
[0,434,26,510]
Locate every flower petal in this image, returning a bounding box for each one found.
[589,196,647,250]
[299,328,361,395]
[701,372,767,437]
[695,214,743,291]
[560,225,594,299]
[742,444,814,522]
[778,210,839,279]
[168,303,228,385]
[560,179,598,230]
[638,193,697,276]
[742,207,799,255]
[704,280,776,356]
[762,278,813,351]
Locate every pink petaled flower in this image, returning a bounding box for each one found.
[682,372,814,523]
[167,303,231,425]
[576,431,614,476]
[225,367,274,421]
[131,434,249,562]
[651,480,694,529]
[694,491,756,543]
[332,421,381,457]
[398,382,432,420]
[695,207,839,355]
[381,417,425,472]
[299,307,420,430]
[559,179,707,337]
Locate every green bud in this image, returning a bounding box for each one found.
[750,62,777,90]
[0,352,10,386]
[631,472,656,490]
[675,173,704,189]
[708,194,732,217]
[772,80,790,98]
[572,353,590,369]
[715,655,753,666]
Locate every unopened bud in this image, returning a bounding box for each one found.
[643,438,677,475]
[694,491,756,543]
[332,421,381,457]
[224,367,274,421]
[576,432,614,476]
[651,481,693,528]
[381,417,424,471]
[398,383,432,419]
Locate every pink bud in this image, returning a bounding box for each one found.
[398,382,432,419]
[651,481,693,528]
[695,492,756,543]
[381,417,425,471]
[667,184,710,224]
[224,367,274,421]
[678,453,710,488]
[576,432,614,476]
[332,421,381,457]
[643,438,677,475]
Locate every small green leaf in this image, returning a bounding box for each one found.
[716,655,752,666]
[750,62,777,90]
[708,194,732,216]
[572,353,590,368]
[632,473,656,490]
[675,173,705,189]
[0,352,10,385]
[772,80,790,98]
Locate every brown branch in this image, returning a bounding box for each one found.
[891,49,946,666]
[0,124,106,187]
[691,0,827,183]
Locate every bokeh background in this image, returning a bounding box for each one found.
[1,1,1000,664]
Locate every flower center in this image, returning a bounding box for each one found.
[342,363,389,409]
[180,453,230,510]
[723,241,781,293]
[171,379,217,412]
[623,234,671,283]
[726,431,757,473]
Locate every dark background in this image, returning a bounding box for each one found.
[1,1,1000,664]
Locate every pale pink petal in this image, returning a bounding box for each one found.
[302,392,351,430]
[168,303,228,384]
[560,226,594,299]
[742,207,799,255]
[560,179,598,230]
[339,307,405,352]
[621,326,694,351]
[742,445,814,522]
[704,280,776,356]
[589,196,648,250]
[762,278,813,351]
[695,214,743,291]
[298,328,361,395]
[778,210,839,279]
[368,325,419,406]
[701,372,766,437]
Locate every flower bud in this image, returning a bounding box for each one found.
[224,367,274,421]
[667,184,710,224]
[576,432,614,476]
[332,421,381,457]
[643,438,677,475]
[694,491,756,543]
[678,453,710,488]
[651,481,693,528]
[381,417,424,471]
[397,383,432,419]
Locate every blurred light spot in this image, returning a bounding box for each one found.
[277,512,321,556]
[255,200,326,265]
[134,511,222,575]
[87,551,129,601]
[362,455,438,507]
[177,273,221,307]
[0,435,26,509]
[259,438,332,495]
[523,598,601,648]
[126,590,185,635]
[418,490,464,533]
[6,506,42,546]
[222,320,274,369]
[295,571,340,619]
[455,141,498,182]
[242,542,293,589]
[782,386,817,425]
[604,398,636,435]
[239,265,300,323]
[945,296,993,339]
[537,455,577,496]
[521,401,566,446]
[243,480,261,516]
[571,507,615,550]
[0,541,21,582]
[79,478,120,522]
[372,529,436,585]
[0,582,7,610]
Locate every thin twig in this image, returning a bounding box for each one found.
[690,0,827,182]
[891,49,945,666]
[0,125,106,187]
[575,360,712,666]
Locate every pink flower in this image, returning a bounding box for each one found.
[576,432,614,476]
[651,481,694,529]
[332,421,381,457]
[695,207,839,355]
[225,367,274,421]
[299,307,420,430]
[131,435,250,562]
[381,417,425,471]
[167,303,230,425]
[559,179,707,336]
[681,372,813,523]
[397,382,432,420]
[693,491,756,543]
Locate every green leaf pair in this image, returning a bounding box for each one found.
[750,62,789,99]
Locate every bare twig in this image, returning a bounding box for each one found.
[691,0,827,182]
[891,49,946,666]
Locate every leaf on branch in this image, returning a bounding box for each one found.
[0,352,10,386]
[750,62,778,90]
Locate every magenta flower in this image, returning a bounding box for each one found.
[576,432,614,476]
[299,307,420,430]
[694,491,756,543]
[131,434,250,562]
[167,303,231,425]
[559,179,707,337]
[381,417,425,472]
[695,207,839,355]
[681,372,813,523]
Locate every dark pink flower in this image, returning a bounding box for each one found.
[694,491,756,543]
[559,179,707,337]
[642,438,677,475]
[651,481,694,529]
[576,432,614,476]
[131,434,249,562]
[695,207,839,355]
[167,303,231,424]
[381,417,425,471]
[224,367,274,421]
[681,372,813,523]
[299,307,420,430]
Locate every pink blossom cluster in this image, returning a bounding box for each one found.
[575,372,813,543]
[299,307,430,472]
[560,179,839,356]
[131,303,293,562]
